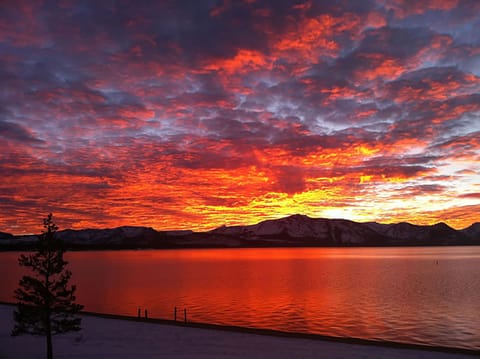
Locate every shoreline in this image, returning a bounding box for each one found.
[1,301,477,356]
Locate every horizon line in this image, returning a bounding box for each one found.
[4,214,477,236]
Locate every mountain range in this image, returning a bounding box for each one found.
[1,214,479,250]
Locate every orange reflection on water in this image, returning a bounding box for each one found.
[3,247,478,349]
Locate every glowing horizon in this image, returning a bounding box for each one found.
[1,0,479,234]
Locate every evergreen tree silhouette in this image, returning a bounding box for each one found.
[12,213,83,359]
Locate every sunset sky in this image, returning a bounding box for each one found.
[1,0,479,234]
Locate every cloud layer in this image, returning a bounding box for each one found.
[1,0,479,233]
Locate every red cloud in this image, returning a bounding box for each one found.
[203,49,271,75]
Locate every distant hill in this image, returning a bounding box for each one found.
[1,215,479,251]
[0,231,14,239]
[460,222,480,239]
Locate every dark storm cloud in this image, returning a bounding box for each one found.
[41,0,289,65]
[430,130,480,155]
[0,120,44,144]
[384,66,478,101]
[358,26,434,59]
[332,26,434,78]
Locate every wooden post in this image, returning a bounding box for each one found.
[184,308,187,323]
[174,307,177,321]
[137,308,141,318]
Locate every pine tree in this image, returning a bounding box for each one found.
[12,213,83,359]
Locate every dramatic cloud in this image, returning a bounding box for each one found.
[1,0,479,233]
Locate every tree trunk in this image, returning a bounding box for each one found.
[45,255,53,359]
[45,306,53,359]
[46,330,53,359]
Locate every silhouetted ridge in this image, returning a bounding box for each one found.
[461,223,480,239]
[0,231,14,239]
[1,217,479,250]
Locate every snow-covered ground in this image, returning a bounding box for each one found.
[0,305,475,358]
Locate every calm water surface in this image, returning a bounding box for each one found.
[1,246,479,349]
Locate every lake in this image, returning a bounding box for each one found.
[1,246,479,350]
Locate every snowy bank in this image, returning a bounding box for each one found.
[0,304,476,358]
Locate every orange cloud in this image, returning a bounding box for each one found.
[355,53,406,82]
[204,49,271,74]
[271,13,360,63]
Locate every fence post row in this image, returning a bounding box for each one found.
[135,307,187,322]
